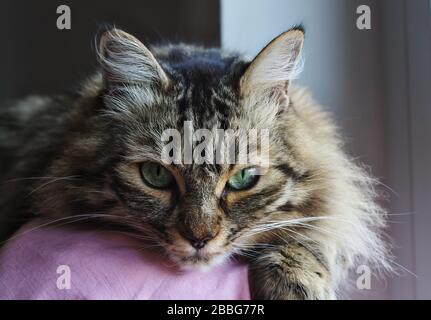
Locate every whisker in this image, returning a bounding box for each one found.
[24,176,81,198]
[2,213,137,246]
[4,176,81,184]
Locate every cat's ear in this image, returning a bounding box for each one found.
[98,29,169,88]
[240,27,304,108]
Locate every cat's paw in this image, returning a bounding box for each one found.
[249,244,336,300]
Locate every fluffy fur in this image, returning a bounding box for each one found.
[0,27,391,299]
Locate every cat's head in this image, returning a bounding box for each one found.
[94,28,307,269]
[81,28,308,269]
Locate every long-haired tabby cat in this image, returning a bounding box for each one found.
[0,26,391,299]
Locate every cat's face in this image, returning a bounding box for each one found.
[62,29,307,269]
[105,83,306,269]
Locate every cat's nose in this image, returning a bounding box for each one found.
[190,238,209,250]
[181,232,214,249]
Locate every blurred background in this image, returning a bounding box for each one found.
[0,0,430,299]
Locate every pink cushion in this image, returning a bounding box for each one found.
[0,221,250,300]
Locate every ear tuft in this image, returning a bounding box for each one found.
[97,28,169,88]
[289,23,306,34]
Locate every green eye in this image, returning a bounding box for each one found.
[227,167,259,191]
[140,163,174,189]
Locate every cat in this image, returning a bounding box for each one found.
[0,26,391,299]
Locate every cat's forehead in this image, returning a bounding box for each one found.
[152,45,249,130]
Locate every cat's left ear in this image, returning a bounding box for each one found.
[240,27,304,108]
[98,29,170,89]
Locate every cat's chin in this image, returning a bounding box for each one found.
[172,252,230,272]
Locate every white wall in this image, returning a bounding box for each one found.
[403,0,431,298]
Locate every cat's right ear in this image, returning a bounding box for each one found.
[98,29,169,89]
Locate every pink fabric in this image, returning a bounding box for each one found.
[0,221,250,300]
